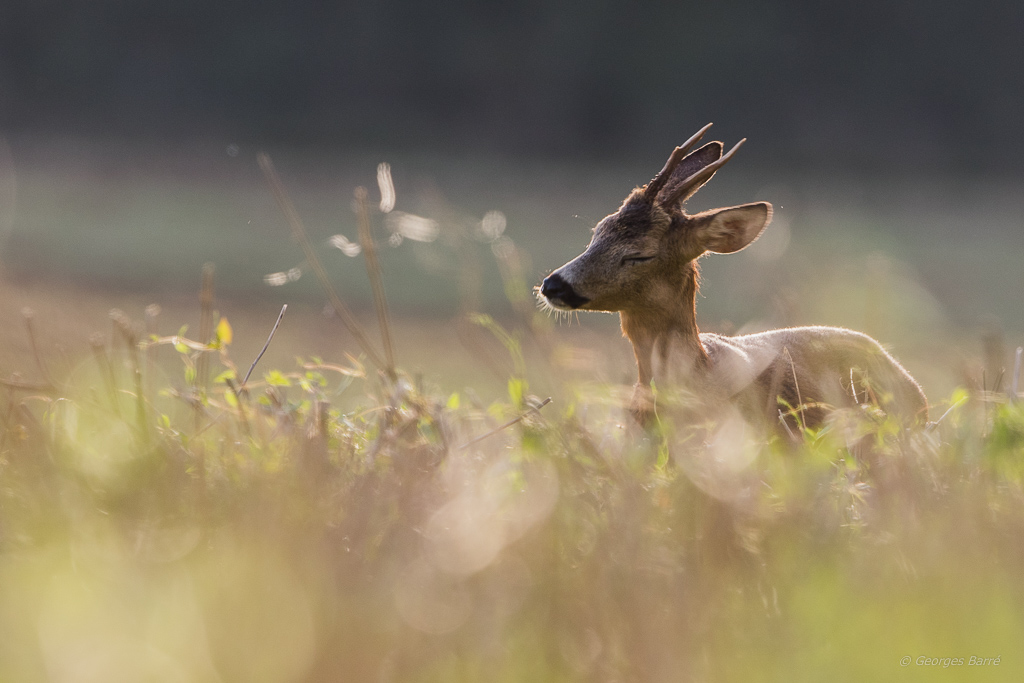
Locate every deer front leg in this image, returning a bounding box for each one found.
[625,322,656,426]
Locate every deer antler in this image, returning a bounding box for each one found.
[661,138,746,206]
[643,122,714,201]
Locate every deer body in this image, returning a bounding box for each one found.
[649,326,928,433]
[540,124,928,432]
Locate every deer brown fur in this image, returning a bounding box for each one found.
[539,124,928,434]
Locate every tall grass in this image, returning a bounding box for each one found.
[1,165,1022,683]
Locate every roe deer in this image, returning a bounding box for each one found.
[539,124,928,434]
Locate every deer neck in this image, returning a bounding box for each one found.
[619,262,709,388]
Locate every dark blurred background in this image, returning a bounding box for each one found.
[2,0,1023,171]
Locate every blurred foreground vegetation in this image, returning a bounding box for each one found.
[1,288,1023,682]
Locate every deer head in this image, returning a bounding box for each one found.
[540,124,772,319]
[538,124,773,418]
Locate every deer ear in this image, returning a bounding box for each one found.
[656,141,723,206]
[692,202,773,254]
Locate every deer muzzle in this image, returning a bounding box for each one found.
[540,273,590,309]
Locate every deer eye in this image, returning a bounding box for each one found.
[621,255,654,266]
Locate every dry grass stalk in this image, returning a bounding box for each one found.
[0,387,13,453]
[111,309,149,442]
[90,333,121,419]
[355,186,396,382]
[783,346,805,431]
[144,303,161,402]
[241,304,288,388]
[458,396,552,450]
[197,263,216,393]
[1012,346,1023,401]
[223,376,252,439]
[257,152,387,372]
[0,377,55,393]
[21,308,55,391]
